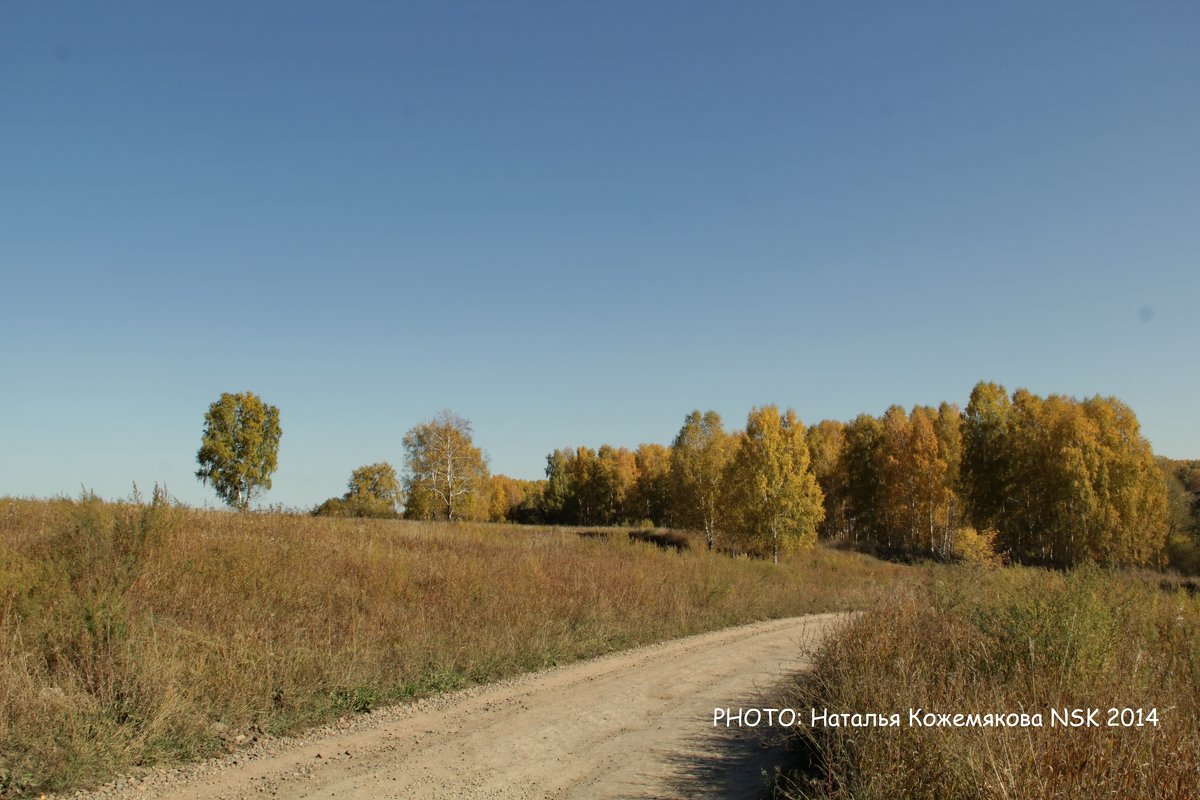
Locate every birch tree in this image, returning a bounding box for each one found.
[723,406,824,563]
[669,410,733,549]
[808,419,850,541]
[842,413,884,545]
[402,410,488,521]
[962,381,1013,533]
[195,391,282,510]
[629,443,673,525]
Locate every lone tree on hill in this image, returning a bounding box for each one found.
[402,410,489,521]
[195,391,282,510]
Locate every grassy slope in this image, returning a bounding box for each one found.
[0,497,912,797]
[777,566,1200,799]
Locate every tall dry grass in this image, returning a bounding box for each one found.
[777,566,1200,799]
[0,495,911,797]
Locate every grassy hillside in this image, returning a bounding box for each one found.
[777,566,1200,799]
[0,496,912,797]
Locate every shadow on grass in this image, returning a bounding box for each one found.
[629,529,692,551]
[573,528,694,551]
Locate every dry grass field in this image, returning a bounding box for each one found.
[777,566,1200,799]
[0,495,912,798]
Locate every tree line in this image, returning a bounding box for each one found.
[538,407,823,562]
[808,383,1169,567]
[311,404,826,562]
[196,382,1180,568]
[492,384,1171,567]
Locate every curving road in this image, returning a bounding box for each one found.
[76,614,844,800]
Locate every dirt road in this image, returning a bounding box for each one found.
[79,614,844,800]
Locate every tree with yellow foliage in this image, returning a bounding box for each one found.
[999,391,1167,567]
[595,445,639,525]
[722,406,824,563]
[669,410,733,549]
[961,381,1013,533]
[629,443,672,525]
[807,419,849,541]
[486,474,546,523]
[841,413,884,545]
[402,410,489,521]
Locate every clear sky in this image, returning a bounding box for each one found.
[3,1,1197,508]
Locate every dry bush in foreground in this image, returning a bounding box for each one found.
[778,566,1200,799]
[0,496,912,797]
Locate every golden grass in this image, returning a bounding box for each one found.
[0,496,912,797]
[777,565,1200,799]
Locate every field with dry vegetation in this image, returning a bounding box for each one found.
[776,566,1200,799]
[0,495,912,798]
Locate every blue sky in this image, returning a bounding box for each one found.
[3,1,1197,508]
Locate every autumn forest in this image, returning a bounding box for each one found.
[306,381,1198,572]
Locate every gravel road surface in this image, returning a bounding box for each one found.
[64,613,845,800]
